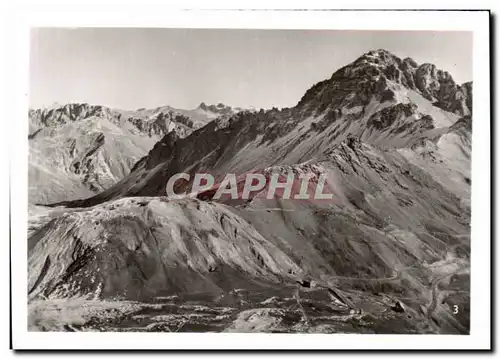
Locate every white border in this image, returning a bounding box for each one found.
[7,8,491,350]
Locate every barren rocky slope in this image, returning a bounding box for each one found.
[28,49,471,334]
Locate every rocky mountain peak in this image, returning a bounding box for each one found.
[403,57,418,68]
[297,49,472,117]
[197,102,235,115]
[358,49,401,66]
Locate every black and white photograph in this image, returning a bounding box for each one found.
[7,7,491,351]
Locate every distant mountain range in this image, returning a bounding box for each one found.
[28,102,245,204]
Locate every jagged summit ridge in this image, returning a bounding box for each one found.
[297,49,472,117]
[197,102,245,116]
[29,102,197,138]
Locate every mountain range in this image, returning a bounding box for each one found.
[28,102,243,204]
[28,49,471,334]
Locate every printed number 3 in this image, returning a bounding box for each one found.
[453,305,459,314]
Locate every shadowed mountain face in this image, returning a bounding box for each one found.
[28,49,471,334]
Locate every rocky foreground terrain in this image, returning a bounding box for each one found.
[28,49,471,334]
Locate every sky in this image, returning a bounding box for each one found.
[29,28,472,110]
